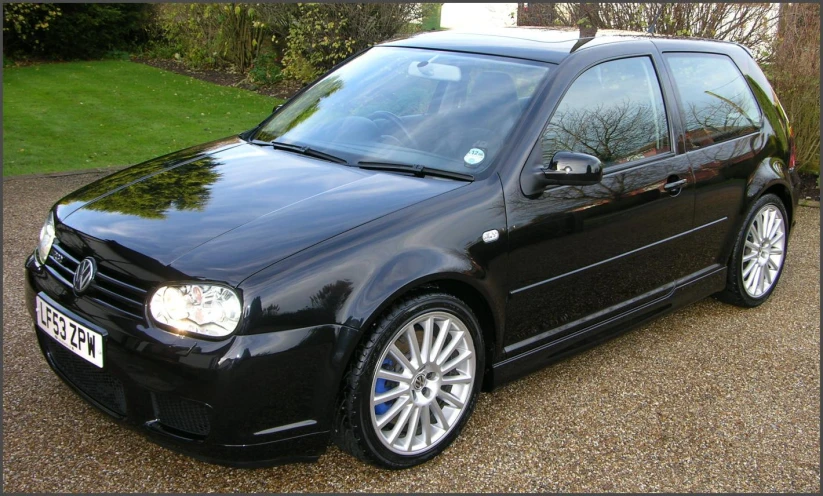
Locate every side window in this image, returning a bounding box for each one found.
[665,53,762,149]
[542,57,671,167]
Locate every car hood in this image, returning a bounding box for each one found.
[57,137,466,285]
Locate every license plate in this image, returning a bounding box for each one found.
[36,296,104,368]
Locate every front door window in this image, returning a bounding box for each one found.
[542,56,671,167]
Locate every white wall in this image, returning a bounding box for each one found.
[440,3,518,31]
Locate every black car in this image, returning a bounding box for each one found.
[25,29,800,469]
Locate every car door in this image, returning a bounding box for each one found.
[503,49,699,352]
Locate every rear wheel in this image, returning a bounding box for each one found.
[334,293,484,468]
[717,194,788,307]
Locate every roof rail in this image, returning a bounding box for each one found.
[644,33,756,56]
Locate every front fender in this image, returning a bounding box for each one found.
[236,176,508,357]
[352,249,480,324]
[349,252,507,355]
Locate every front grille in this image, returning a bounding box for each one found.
[46,339,127,416]
[45,243,147,320]
[152,392,211,437]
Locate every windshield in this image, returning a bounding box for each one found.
[252,47,552,175]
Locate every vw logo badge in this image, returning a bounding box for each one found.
[73,257,96,294]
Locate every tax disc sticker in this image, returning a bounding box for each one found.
[463,148,486,167]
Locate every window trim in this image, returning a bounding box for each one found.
[661,50,764,152]
[601,149,676,177]
[538,54,676,170]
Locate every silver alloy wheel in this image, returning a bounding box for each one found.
[370,311,476,455]
[742,204,786,298]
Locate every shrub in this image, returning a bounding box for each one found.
[771,3,820,174]
[281,4,357,83]
[3,3,152,60]
[144,3,419,84]
[248,51,283,86]
[154,3,266,72]
[281,3,422,83]
[254,3,300,62]
[2,3,62,53]
[421,3,443,31]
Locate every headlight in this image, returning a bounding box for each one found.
[149,284,242,337]
[36,212,56,265]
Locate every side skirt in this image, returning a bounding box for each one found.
[486,264,727,389]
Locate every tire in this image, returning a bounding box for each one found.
[333,292,485,469]
[716,193,789,307]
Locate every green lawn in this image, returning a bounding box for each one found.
[3,60,280,176]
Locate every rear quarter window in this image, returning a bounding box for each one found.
[664,53,762,149]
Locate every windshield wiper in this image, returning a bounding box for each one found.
[248,139,348,164]
[356,161,474,182]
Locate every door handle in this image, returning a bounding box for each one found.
[663,178,688,191]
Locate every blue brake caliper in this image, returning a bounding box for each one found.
[374,358,396,415]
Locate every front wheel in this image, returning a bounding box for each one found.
[716,193,789,307]
[334,293,485,468]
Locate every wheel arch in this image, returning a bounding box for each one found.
[735,178,795,259]
[330,271,503,443]
[357,273,501,367]
[743,155,796,226]
[724,159,797,266]
[759,182,794,227]
[714,178,793,307]
[333,265,505,398]
[721,174,795,270]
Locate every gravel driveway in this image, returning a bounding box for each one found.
[3,172,820,492]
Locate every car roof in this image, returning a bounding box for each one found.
[380,27,747,64]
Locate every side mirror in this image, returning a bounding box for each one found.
[536,151,603,186]
[272,104,283,114]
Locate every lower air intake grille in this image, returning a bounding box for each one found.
[152,392,211,437]
[46,340,127,416]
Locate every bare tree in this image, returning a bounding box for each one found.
[517,3,560,27]
[518,3,778,61]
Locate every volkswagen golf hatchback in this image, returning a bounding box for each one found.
[26,29,800,468]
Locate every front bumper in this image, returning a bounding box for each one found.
[25,254,358,467]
